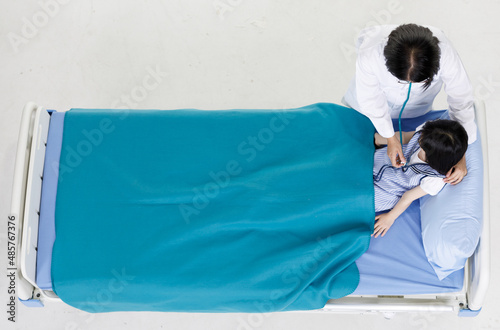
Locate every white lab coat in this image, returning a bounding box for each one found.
[343,25,477,143]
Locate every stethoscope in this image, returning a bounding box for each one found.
[375,81,426,182]
[374,81,443,182]
[373,162,439,182]
[397,82,412,167]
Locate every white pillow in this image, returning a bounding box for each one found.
[420,133,483,280]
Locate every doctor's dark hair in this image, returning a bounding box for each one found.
[384,24,441,89]
[418,119,468,175]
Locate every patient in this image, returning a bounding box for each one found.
[372,119,468,238]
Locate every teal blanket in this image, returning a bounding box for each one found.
[52,103,374,312]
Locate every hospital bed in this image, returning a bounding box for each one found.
[10,101,490,317]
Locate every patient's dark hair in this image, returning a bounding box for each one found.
[418,119,468,175]
[384,24,441,89]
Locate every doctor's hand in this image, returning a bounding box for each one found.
[444,155,467,185]
[387,135,406,167]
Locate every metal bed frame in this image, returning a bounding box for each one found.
[9,101,490,316]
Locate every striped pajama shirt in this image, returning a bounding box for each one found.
[373,132,445,212]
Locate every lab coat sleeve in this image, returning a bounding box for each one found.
[440,41,477,144]
[355,52,395,138]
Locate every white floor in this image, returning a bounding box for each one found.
[1,1,499,329]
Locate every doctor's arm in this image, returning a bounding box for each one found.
[356,53,406,167]
[440,42,474,185]
[440,43,476,143]
[372,186,428,238]
[375,131,415,146]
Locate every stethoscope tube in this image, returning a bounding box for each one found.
[374,82,443,182]
[398,82,412,166]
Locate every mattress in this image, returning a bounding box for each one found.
[36,109,464,296]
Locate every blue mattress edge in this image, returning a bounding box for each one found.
[36,111,65,290]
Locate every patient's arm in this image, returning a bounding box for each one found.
[374,131,415,147]
[372,186,428,238]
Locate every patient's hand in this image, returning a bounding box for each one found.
[372,213,395,238]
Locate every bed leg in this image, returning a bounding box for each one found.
[458,308,481,317]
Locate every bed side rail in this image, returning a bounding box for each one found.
[466,100,490,311]
[10,102,49,301]
[323,296,460,316]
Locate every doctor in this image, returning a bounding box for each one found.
[343,24,476,185]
